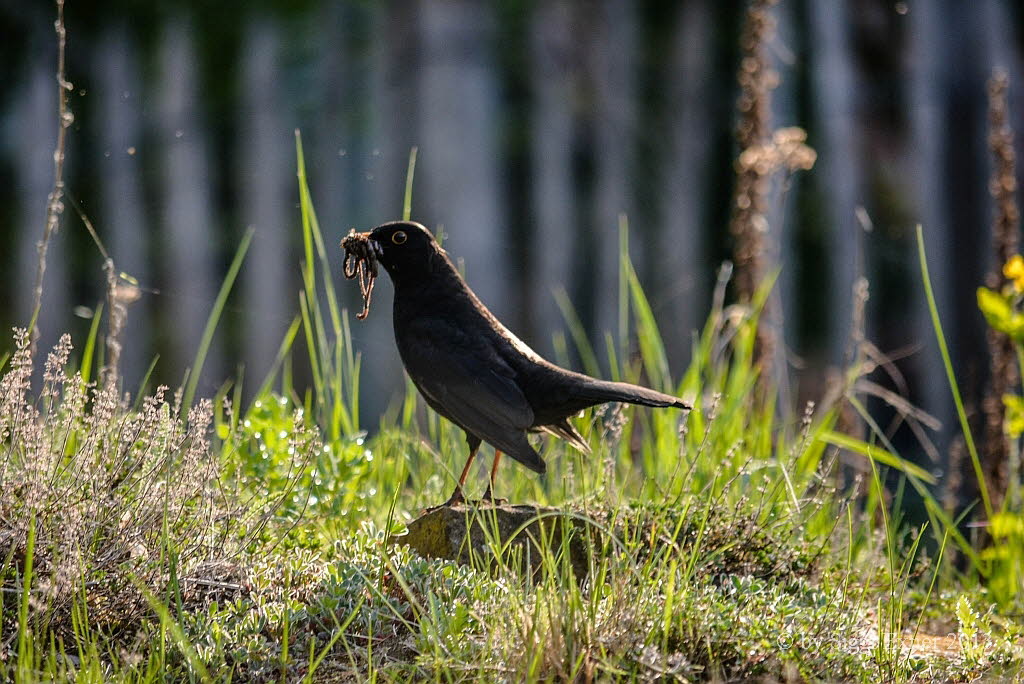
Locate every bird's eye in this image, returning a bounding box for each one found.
[392,231,407,245]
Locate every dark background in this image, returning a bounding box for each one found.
[1,1,1022,475]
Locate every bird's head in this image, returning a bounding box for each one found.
[341,220,453,318]
[358,220,441,279]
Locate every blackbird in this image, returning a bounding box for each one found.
[343,220,690,505]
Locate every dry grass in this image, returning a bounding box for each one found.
[0,328,258,648]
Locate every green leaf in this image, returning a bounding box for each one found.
[989,511,1024,540]
[80,301,104,386]
[625,253,671,392]
[977,286,1024,341]
[1003,394,1024,438]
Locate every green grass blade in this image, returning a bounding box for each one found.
[306,594,366,681]
[299,291,323,399]
[253,314,302,407]
[617,214,629,365]
[182,226,254,414]
[301,155,343,339]
[916,224,993,520]
[403,146,418,221]
[131,354,160,412]
[17,515,36,672]
[295,132,335,391]
[553,288,601,378]
[605,331,621,382]
[132,577,212,682]
[80,301,103,385]
[849,394,982,567]
[820,430,936,484]
[296,131,316,303]
[295,129,362,437]
[624,249,671,392]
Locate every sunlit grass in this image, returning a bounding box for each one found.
[2,144,1024,681]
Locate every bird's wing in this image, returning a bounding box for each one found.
[401,322,545,472]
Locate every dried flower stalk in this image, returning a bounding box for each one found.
[982,69,1020,511]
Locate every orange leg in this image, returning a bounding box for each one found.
[443,442,480,506]
[482,450,506,503]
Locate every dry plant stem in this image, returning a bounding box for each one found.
[730,0,777,375]
[729,0,815,381]
[731,0,775,300]
[983,69,1020,510]
[71,197,139,390]
[31,0,72,352]
[103,259,127,391]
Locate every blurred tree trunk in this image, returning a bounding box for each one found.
[239,18,292,386]
[656,0,715,369]
[96,27,149,389]
[362,0,422,421]
[807,0,863,370]
[158,19,223,390]
[730,0,778,375]
[529,0,576,358]
[766,0,798,405]
[418,0,508,317]
[313,2,351,247]
[590,0,637,356]
[369,2,420,223]
[907,1,950,448]
[1,0,1022,437]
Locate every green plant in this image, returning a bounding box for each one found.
[975,250,1024,605]
[223,394,374,537]
[955,595,987,671]
[6,142,1024,681]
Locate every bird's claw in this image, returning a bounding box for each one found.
[420,486,512,514]
[421,487,466,514]
[481,488,508,506]
[444,488,466,507]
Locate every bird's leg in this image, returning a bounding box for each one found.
[440,444,479,507]
[481,450,508,505]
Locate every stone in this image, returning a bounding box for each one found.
[394,502,596,581]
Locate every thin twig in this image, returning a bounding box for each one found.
[68,192,140,390]
[30,0,73,351]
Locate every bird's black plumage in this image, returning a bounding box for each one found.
[346,220,690,503]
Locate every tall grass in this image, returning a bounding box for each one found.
[3,140,1023,680]
[162,143,997,681]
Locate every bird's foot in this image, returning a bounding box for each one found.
[421,487,466,514]
[480,487,508,506]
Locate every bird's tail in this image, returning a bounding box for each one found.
[578,379,690,410]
